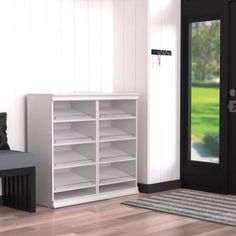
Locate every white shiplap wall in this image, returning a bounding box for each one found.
[0,0,113,151]
[149,0,180,184]
[0,0,180,196]
[0,0,113,195]
[113,0,136,93]
[113,0,181,185]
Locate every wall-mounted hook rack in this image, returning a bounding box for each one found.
[151,49,172,56]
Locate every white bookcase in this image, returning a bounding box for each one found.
[27,94,138,208]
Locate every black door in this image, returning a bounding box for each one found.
[228,0,236,194]
[181,0,229,193]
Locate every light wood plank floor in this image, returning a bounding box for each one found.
[0,192,236,236]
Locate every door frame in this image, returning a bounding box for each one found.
[180,0,229,193]
[228,0,236,194]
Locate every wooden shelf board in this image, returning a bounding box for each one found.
[99,146,135,163]
[99,116,136,121]
[54,150,95,169]
[99,182,137,193]
[99,107,134,119]
[99,127,135,142]
[54,118,96,123]
[54,129,95,146]
[54,171,95,193]
[54,108,94,120]
[54,188,96,201]
[99,166,135,186]
[54,140,96,147]
[99,137,136,143]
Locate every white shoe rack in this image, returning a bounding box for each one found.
[27,94,138,208]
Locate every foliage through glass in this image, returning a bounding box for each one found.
[190,20,220,164]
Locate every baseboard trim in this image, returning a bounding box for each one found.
[0,196,2,205]
[138,180,181,194]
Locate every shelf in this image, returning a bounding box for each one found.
[55,118,95,123]
[100,137,136,143]
[54,188,96,201]
[54,129,94,146]
[100,147,135,163]
[99,181,137,193]
[99,166,135,186]
[54,150,95,169]
[99,107,135,120]
[27,94,137,208]
[54,170,95,193]
[100,116,136,121]
[99,127,135,142]
[54,108,94,122]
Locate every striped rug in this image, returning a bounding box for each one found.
[122,189,236,226]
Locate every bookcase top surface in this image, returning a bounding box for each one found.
[27,93,138,101]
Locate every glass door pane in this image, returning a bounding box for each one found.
[190,20,220,164]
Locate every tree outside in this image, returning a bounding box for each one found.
[190,20,220,163]
[191,21,220,82]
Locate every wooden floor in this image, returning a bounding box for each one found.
[0,192,236,236]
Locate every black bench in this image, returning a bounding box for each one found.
[0,151,36,212]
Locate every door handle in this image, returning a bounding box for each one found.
[228,100,236,112]
[229,89,236,97]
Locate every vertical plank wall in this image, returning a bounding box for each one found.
[149,0,181,184]
[113,0,181,184]
[0,0,113,151]
[113,0,136,93]
[0,0,113,195]
[0,0,181,196]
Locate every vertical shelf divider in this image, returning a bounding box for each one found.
[96,100,100,194]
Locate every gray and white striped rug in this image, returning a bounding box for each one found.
[122,189,236,226]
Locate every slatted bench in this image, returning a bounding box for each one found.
[0,151,36,212]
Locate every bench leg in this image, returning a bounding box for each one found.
[2,167,36,212]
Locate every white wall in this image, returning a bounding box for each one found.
[113,0,136,93]
[0,0,113,195]
[0,0,181,196]
[113,0,149,184]
[0,0,113,152]
[113,0,181,185]
[149,0,180,184]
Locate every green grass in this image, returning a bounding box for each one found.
[191,86,219,141]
